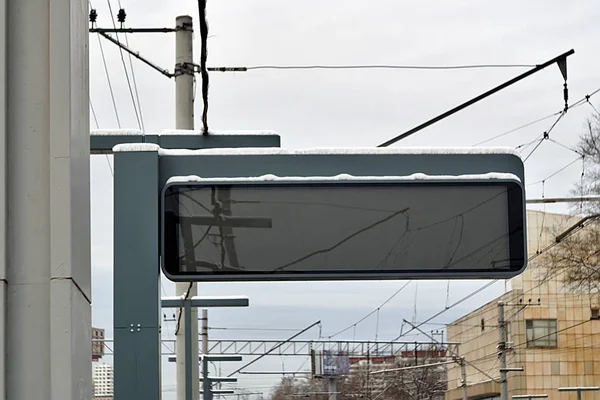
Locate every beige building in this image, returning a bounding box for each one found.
[92,327,106,361]
[445,210,600,400]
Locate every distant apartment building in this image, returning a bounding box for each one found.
[93,363,114,399]
[445,210,600,400]
[92,327,105,361]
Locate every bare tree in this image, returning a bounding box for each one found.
[537,108,600,292]
[270,357,446,400]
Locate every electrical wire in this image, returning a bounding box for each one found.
[526,156,583,187]
[588,100,600,115]
[115,0,145,132]
[523,138,545,163]
[326,280,412,339]
[105,0,142,130]
[208,327,307,332]
[392,219,588,343]
[244,63,536,71]
[548,138,584,156]
[89,98,100,129]
[473,111,562,146]
[96,31,121,128]
[477,87,600,148]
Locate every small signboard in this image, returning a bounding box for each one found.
[161,173,526,281]
[312,350,351,377]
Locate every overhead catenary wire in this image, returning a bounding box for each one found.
[114,0,145,131]
[392,220,588,343]
[474,112,562,146]
[326,280,412,339]
[95,29,121,128]
[105,0,143,130]
[479,86,600,148]
[242,63,537,71]
[523,111,566,163]
[527,156,583,187]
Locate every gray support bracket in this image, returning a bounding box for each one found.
[90,130,280,154]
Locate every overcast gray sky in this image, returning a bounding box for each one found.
[89,0,600,397]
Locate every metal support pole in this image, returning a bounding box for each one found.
[498,302,508,400]
[460,357,468,400]
[185,301,193,400]
[202,309,208,354]
[203,357,212,400]
[328,377,337,400]
[175,14,199,400]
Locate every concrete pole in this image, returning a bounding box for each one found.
[202,309,208,354]
[460,357,468,400]
[498,302,508,400]
[328,377,337,400]
[5,0,91,399]
[175,15,199,400]
[201,309,211,400]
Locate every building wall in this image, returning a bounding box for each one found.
[93,363,114,397]
[446,210,600,400]
[92,327,105,360]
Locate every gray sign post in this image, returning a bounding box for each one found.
[94,130,280,400]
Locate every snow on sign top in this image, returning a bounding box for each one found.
[165,172,522,186]
[91,129,144,136]
[113,143,160,152]
[157,146,521,157]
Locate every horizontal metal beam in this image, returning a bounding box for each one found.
[527,195,600,204]
[558,387,600,392]
[90,27,179,33]
[201,390,235,395]
[238,371,311,375]
[204,355,243,362]
[90,130,281,154]
[168,354,243,362]
[512,395,548,399]
[161,296,249,308]
[199,377,238,383]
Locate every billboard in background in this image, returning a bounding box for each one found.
[162,176,526,282]
[312,350,351,377]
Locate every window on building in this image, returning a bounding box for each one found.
[591,308,599,320]
[526,319,557,348]
[505,322,512,344]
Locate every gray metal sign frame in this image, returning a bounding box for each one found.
[98,129,525,399]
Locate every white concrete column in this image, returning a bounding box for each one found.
[5,0,91,399]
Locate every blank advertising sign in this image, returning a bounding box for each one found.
[161,174,526,281]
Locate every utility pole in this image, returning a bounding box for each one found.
[202,309,208,354]
[498,301,508,400]
[174,14,199,400]
[460,357,468,400]
[202,309,210,395]
[328,377,337,400]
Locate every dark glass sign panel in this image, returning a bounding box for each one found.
[162,179,525,281]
